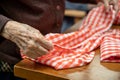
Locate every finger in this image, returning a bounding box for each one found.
[112,0,118,3]
[112,0,119,11]
[23,49,41,59]
[35,43,49,55]
[103,0,110,12]
[36,33,53,50]
[23,44,49,59]
[97,2,104,7]
[109,0,119,14]
[27,40,49,55]
[38,38,53,50]
[114,5,119,12]
[103,0,109,8]
[14,39,27,50]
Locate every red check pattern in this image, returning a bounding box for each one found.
[22,4,120,69]
[100,29,120,62]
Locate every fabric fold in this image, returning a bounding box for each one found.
[100,29,120,62]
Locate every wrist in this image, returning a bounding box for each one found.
[1,20,15,39]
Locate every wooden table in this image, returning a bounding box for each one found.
[14,26,120,80]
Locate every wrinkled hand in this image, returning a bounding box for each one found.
[102,0,119,12]
[1,21,53,59]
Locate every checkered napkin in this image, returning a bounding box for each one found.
[22,5,120,69]
[36,5,117,69]
[100,29,120,62]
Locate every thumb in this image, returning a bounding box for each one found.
[103,0,110,12]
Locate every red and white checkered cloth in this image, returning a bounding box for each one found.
[23,4,120,69]
[100,29,120,62]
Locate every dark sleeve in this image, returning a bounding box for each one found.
[0,14,10,33]
[67,0,98,4]
[0,15,11,43]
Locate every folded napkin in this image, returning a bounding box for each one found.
[100,29,120,62]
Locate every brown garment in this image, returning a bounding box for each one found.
[0,0,65,34]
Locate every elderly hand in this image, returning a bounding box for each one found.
[1,21,53,59]
[102,0,119,12]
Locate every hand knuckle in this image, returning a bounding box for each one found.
[28,44,35,49]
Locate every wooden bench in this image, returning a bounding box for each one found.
[64,9,86,23]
